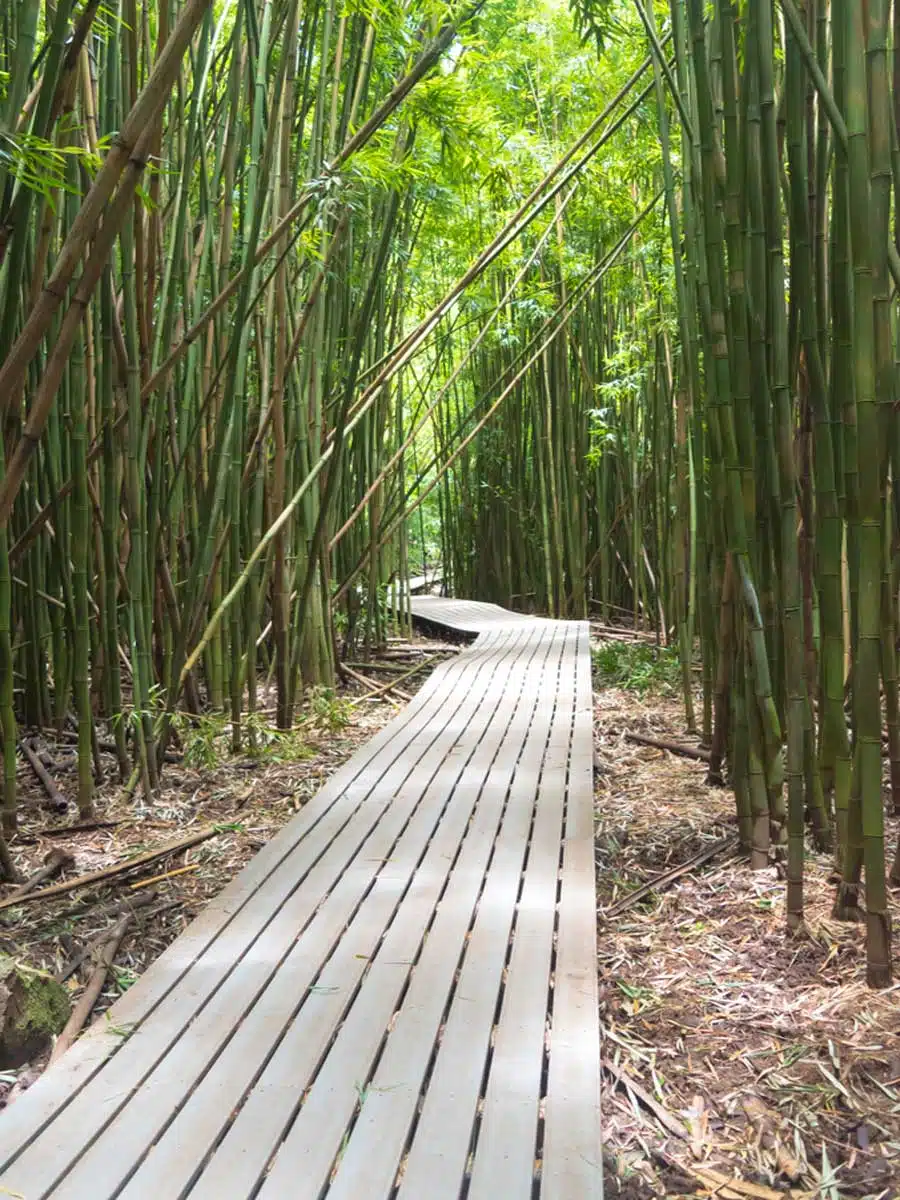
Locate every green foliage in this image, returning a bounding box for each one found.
[0,958,69,1068]
[96,0,131,37]
[405,73,490,162]
[349,134,425,195]
[405,486,443,569]
[243,714,313,762]
[403,0,660,306]
[592,640,681,695]
[173,709,318,766]
[0,131,103,202]
[568,0,624,53]
[0,0,679,854]
[173,711,228,770]
[307,686,353,733]
[112,965,140,994]
[160,589,359,757]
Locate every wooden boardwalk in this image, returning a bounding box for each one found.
[0,600,601,1199]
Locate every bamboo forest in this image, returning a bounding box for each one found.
[2,0,900,1193]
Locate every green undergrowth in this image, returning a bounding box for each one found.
[591,641,681,697]
[172,687,352,771]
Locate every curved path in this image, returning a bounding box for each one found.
[0,600,601,1199]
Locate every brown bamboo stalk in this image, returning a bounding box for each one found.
[49,912,133,1063]
[20,741,69,812]
[0,0,213,408]
[0,826,219,911]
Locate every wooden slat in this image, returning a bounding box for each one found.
[0,602,602,1200]
[409,596,544,636]
[0,640,475,1169]
[541,623,604,1200]
[111,629,534,1199]
[252,629,549,1198]
[394,626,570,1199]
[0,631,519,1195]
[325,625,565,1200]
[466,626,576,1199]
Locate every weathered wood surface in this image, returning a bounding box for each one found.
[0,599,601,1199]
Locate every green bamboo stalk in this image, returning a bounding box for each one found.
[842,0,891,985]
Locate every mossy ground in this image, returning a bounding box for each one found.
[0,957,69,1068]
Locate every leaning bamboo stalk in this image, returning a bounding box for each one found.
[8,47,666,573]
[338,197,662,601]
[0,0,214,409]
[181,182,662,684]
[0,123,156,525]
[138,8,482,408]
[329,188,576,553]
[368,190,664,578]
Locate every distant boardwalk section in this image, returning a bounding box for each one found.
[0,600,602,1199]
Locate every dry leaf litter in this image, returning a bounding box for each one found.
[596,667,900,1200]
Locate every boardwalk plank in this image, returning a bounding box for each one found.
[325,626,564,1200]
[0,633,515,1195]
[0,639,475,1169]
[0,599,601,1200]
[541,624,603,1200]
[120,629,533,1200]
[466,627,576,1200]
[253,630,545,1199]
[394,627,569,1200]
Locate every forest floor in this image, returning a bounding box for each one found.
[595,640,900,1200]
[0,634,456,1106]
[3,624,899,1200]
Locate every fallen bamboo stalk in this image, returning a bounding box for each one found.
[602,836,739,918]
[55,942,97,985]
[38,728,179,764]
[590,623,658,643]
[4,848,75,902]
[381,640,458,654]
[687,1166,784,1200]
[343,663,412,703]
[624,731,711,762]
[40,728,120,753]
[0,826,219,911]
[652,1149,784,1200]
[50,912,133,1063]
[343,665,403,706]
[81,889,160,921]
[38,819,123,838]
[592,631,653,645]
[20,740,69,812]
[602,1057,690,1141]
[130,862,199,890]
[349,655,440,706]
[343,660,416,674]
[55,891,161,982]
[64,887,167,929]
